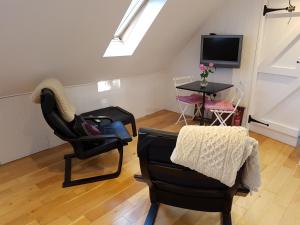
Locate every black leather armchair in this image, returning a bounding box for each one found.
[137,128,249,225]
[40,88,132,187]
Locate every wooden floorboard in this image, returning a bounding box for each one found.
[0,110,299,225]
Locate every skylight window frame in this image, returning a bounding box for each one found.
[103,0,167,57]
[114,0,148,40]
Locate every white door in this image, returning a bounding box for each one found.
[248,7,300,146]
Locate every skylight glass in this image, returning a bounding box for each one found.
[103,0,167,57]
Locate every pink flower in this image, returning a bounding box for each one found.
[199,64,206,72]
[209,63,214,67]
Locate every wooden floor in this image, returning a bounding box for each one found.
[0,110,300,225]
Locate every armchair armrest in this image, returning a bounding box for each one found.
[56,133,122,143]
[115,106,135,117]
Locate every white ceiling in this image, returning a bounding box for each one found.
[0,0,225,97]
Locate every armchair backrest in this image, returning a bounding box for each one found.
[137,128,245,212]
[231,86,244,112]
[40,88,77,139]
[138,128,232,188]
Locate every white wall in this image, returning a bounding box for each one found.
[163,0,262,121]
[0,95,50,164]
[0,72,168,164]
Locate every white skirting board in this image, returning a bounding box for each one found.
[249,122,299,147]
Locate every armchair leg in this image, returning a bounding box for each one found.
[63,147,123,188]
[144,203,160,225]
[131,120,137,137]
[133,174,145,182]
[221,212,232,225]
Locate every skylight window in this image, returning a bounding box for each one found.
[103,0,167,57]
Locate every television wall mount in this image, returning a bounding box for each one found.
[263,0,296,16]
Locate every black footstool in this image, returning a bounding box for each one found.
[81,106,137,137]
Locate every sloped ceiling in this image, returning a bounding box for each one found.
[0,0,225,97]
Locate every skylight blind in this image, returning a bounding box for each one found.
[114,0,147,39]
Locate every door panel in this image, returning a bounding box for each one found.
[248,11,300,146]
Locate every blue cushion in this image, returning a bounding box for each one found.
[100,121,132,143]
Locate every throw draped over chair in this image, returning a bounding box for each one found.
[40,88,132,187]
[137,128,249,225]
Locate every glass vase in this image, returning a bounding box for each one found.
[200,77,208,87]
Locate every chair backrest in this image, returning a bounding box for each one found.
[173,76,194,97]
[40,88,77,139]
[231,86,244,112]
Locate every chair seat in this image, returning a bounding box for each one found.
[205,100,235,111]
[176,94,203,104]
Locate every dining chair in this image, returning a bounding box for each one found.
[205,86,244,126]
[173,76,203,125]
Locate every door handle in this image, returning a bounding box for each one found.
[248,115,269,127]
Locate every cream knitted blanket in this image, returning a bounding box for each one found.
[171,126,261,192]
[31,78,76,122]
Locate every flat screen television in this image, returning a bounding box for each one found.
[200,35,243,68]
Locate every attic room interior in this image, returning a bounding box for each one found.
[1,0,300,224]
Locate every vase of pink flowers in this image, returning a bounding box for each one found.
[199,63,214,87]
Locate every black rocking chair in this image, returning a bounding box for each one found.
[40,88,132,187]
[137,128,249,225]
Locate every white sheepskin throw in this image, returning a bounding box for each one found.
[31,78,76,122]
[171,126,261,192]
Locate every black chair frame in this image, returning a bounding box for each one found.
[61,134,124,187]
[62,149,123,187]
[40,88,131,187]
[137,128,249,225]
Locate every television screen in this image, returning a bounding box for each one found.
[200,35,243,68]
